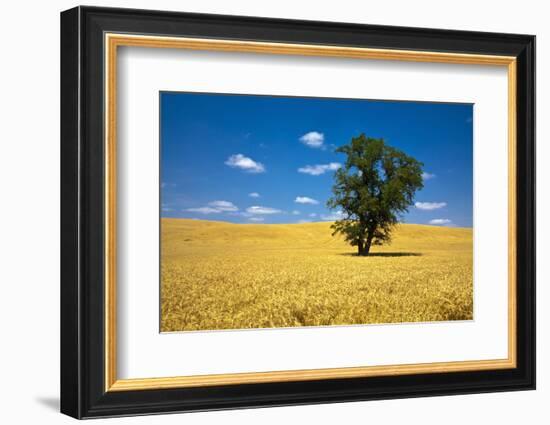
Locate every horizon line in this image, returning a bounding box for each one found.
[160,216,472,229]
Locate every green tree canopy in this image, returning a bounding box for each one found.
[327,134,424,255]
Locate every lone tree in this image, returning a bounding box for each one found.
[327,134,424,256]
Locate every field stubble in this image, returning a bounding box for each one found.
[161,219,473,332]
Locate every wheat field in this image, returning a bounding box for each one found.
[161,218,473,332]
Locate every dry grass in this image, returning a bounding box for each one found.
[161,218,473,332]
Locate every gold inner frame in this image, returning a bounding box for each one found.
[104,33,517,392]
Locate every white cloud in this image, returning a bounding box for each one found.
[429,218,452,225]
[186,201,238,215]
[299,131,324,148]
[422,172,436,181]
[295,196,319,205]
[185,207,221,214]
[248,192,260,198]
[248,217,264,222]
[208,200,238,212]
[246,206,282,215]
[309,213,317,218]
[291,210,301,215]
[298,162,341,176]
[321,211,345,221]
[162,207,174,212]
[415,201,447,211]
[225,154,265,173]
[297,219,311,224]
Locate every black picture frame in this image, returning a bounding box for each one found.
[61,5,535,419]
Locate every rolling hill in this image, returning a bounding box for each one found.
[161,219,473,332]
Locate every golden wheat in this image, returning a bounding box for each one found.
[161,218,473,332]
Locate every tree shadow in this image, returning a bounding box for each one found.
[339,252,422,257]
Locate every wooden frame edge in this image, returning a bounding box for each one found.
[507,59,518,369]
[105,32,118,391]
[108,358,516,391]
[104,33,518,392]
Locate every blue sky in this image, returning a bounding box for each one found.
[160,92,473,227]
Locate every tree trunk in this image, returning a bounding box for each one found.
[357,240,364,256]
[363,233,374,256]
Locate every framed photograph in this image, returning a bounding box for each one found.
[60,6,535,419]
